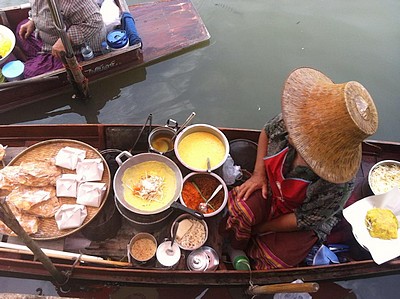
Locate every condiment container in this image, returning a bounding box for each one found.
[187,246,219,271]
[180,172,228,217]
[156,240,181,268]
[171,214,208,251]
[128,232,157,265]
[2,60,24,81]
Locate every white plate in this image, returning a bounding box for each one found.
[343,187,400,264]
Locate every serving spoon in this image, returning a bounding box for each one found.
[166,221,179,256]
[199,184,223,212]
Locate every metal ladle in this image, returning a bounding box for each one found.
[166,221,179,256]
[171,111,196,142]
[199,184,223,212]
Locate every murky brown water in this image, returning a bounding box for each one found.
[0,0,399,143]
[1,0,400,297]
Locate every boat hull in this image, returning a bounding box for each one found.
[0,124,399,286]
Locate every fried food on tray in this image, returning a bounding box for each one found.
[0,161,61,190]
[7,186,60,218]
[0,202,39,236]
[0,144,6,161]
[365,208,399,240]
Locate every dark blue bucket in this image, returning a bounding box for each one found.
[106,29,129,50]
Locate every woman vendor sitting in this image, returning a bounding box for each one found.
[222,67,379,269]
[16,0,106,78]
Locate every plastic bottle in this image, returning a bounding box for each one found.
[101,41,111,55]
[227,246,251,270]
[81,43,94,61]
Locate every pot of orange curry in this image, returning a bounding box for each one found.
[113,151,204,219]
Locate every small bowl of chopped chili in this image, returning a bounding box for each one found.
[180,172,228,217]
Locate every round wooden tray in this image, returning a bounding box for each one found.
[8,139,111,240]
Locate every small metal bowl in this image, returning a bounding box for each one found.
[128,232,157,263]
[170,214,208,251]
[368,160,400,195]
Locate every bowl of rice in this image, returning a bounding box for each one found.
[368,160,400,195]
[171,214,208,251]
[0,25,15,65]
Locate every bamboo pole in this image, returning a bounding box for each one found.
[0,199,68,285]
[45,0,90,100]
[0,243,131,267]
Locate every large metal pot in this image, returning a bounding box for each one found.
[174,124,229,172]
[113,151,203,219]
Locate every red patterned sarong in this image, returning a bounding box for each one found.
[225,187,317,269]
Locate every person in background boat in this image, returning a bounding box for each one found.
[16,0,106,78]
[222,67,379,270]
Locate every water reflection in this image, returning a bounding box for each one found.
[2,274,400,298]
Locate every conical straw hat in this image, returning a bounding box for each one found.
[281,67,378,183]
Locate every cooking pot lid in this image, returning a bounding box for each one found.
[229,139,258,173]
[107,30,128,48]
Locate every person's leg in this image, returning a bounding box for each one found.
[248,230,318,269]
[23,54,64,78]
[15,19,64,78]
[224,188,271,249]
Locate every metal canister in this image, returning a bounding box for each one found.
[187,246,219,271]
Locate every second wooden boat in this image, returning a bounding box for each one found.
[0,0,210,113]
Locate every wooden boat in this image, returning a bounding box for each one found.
[0,0,210,113]
[0,123,400,289]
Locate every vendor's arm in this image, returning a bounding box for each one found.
[19,19,35,40]
[236,130,269,201]
[253,213,298,234]
[51,38,66,59]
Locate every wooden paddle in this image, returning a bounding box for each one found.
[246,282,320,295]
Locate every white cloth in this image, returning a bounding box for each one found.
[56,174,78,197]
[76,182,106,207]
[76,158,104,182]
[55,146,86,170]
[55,204,87,230]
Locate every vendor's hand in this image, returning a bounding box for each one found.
[51,38,66,59]
[236,172,268,201]
[19,20,35,40]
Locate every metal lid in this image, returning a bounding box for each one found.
[187,246,219,271]
[187,250,209,271]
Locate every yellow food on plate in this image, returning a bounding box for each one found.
[0,33,12,58]
[122,161,177,211]
[365,208,399,239]
[177,131,225,170]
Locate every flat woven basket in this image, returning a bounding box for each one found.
[8,139,111,240]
